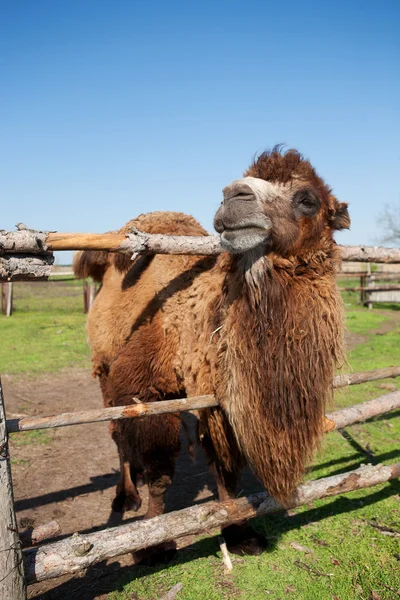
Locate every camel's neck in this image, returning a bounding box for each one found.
[214,246,345,505]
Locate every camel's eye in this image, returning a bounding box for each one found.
[293,190,320,217]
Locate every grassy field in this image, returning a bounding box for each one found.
[1,279,400,599]
[0,279,90,373]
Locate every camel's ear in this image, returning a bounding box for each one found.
[332,201,350,230]
[113,253,134,273]
[73,250,110,282]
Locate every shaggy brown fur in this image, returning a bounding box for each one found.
[74,148,349,536]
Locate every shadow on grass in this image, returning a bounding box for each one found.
[33,479,400,600]
[256,478,400,551]
[374,408,400,422]
[311,448,400,479]
[372,303,400,311]
[311,452,362,473]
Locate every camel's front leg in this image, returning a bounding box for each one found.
[111,437,142,513]
[130,413,181,565]
[199,407,267,556]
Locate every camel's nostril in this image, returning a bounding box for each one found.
[214,216,224,233]
[222,182,255,203]
[227,192,255,202]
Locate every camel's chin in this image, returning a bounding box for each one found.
[220,228,270,254]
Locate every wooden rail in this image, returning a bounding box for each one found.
[339,272,400,280]
[0,253,54,281]
[324,390,400,431]
[7,395,217,432]
[3,227,400,263]
[6,390,400,434]
[6,367,400,433]
[333,366,400,387]
[340,286,400,292]
[23,461,400,583]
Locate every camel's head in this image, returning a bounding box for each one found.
[214,147,350,255]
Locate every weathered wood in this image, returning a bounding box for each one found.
[47,232,127,252]
[7,377,400,434]
[6,395,218,432]
[3,226,400,264]
[47,230,223,256]
[23,461,400,583]
[19,521,61,549]
[0,224,48,255]
[1,282,13,316]
[0,379,26,599]
[340,286,400,292]
[339,272,400,279]
[122,230,223,257]
[36,234,400,263]
[0,255,54,282]
[364,289,400,306]
[340,245,400,264]
[364,273,400,280]
[15,230,222,255]
[325,390,400,431]
[333,366,400,388]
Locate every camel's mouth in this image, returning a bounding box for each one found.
[214,180,273,254]
[220,224,271,254]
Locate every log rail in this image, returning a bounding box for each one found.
[340,286,400,293]
[1,227,400,262]
[2,227,400,284]
[6,368,400,434]
[23,461,400,584]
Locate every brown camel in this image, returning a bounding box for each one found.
[74,147,350,557]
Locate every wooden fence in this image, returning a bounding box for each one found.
[1,276,98,316]
[339,268,400,308]
[1,227,400,598]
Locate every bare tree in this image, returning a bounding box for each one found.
[378,203,400,245]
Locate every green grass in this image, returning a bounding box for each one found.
[11,458,30,466]
[345,308,388,334]
[1,279,400,599]
[10,429,53,446]
[0,280,90,373]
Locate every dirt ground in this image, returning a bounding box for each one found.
[4,368,260,600]
[345,308,400,350]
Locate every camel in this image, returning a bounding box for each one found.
[74,147,350,557]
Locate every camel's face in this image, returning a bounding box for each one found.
[214,176,349,255]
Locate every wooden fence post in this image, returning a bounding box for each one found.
[83,281,89,313]
[360,274,366,306]
[366,263,373,310]
[0,378,26,599]
[1,283,13,316]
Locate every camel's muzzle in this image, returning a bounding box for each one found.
[214,177,273,254]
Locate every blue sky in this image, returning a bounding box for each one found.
[1,1,399,263]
